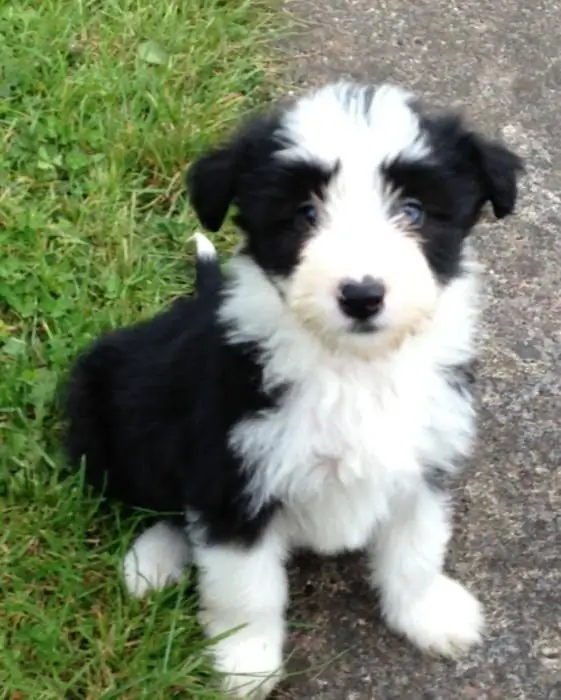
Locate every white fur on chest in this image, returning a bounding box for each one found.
[231,352,473,554]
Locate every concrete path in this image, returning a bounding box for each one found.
[277,2,561,698]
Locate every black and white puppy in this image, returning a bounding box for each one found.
[65,82,522,698]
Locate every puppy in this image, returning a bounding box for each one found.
[64,81,522,698]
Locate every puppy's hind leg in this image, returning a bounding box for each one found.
[123,520,192,597]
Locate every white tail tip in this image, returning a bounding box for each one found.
[191,232,217,260]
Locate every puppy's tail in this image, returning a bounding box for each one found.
[191,232,222,297]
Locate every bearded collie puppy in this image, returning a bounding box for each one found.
[65,81,522,698]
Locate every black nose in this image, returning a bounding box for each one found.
[337,276,386,321]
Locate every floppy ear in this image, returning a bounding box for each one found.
[470,136,524,219]
[186,142,239,232]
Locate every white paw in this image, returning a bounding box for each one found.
[123,521,191,597]
[386,574,484,658]
[204,621,284,699]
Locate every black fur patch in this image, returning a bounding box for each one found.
[384,115,522,284]
[64,290,286,547]
[235,159,337,277]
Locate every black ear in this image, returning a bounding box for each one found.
[186,143,239,232]
[470,136,524,219]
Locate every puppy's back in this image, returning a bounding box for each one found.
[64,292,218,514]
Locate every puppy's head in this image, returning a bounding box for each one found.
[187,82,523,355]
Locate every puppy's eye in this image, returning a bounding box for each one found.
[395,199,424,229]
[297,203,318,227]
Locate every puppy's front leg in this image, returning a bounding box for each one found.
[368,481,483,657]
[193,524,288,699]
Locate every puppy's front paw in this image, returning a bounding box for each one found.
[386,574,484,658]
[205,621,284,698]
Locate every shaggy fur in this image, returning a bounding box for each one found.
[64,81,522,698]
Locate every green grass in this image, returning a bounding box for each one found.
[0,1,279,697]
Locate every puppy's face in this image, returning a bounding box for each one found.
[188,83,522,354]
